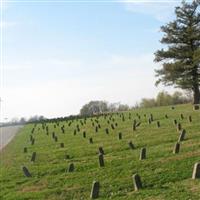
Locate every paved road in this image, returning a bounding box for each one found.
[0,125,23,150]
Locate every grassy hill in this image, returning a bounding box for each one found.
[1,104,200,200]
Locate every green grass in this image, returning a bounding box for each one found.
[1,104,200,200]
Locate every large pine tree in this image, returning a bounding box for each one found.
[154,0,200,105]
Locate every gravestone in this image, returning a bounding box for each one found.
[174,119,177,125]
[118,132,122,140]
[193,105,199,110]
[99,153,104,167]
[83,131,86,138]
[140,148,146,160]
[178,129,186,142]
[99,147,104,155]
[31,152,36,162]
[23,147,27,153]
[89,137,93,144]
[54,136,58,142]
[128,141,135,150]
[165,114,168,119]
[132,174,142,191]
[68,163,75,172]
[105,128,109,134]
[177,123,182,131]
[74,130,77,135]
[188,116,192,122]
[192,162,200,179]
[90,181,100,199]
[173,142,180,154]
[60,143,64,148]
[22,166,32,177]
[157,121,160,128]
[180,114,184,120]
[64,154,70,159]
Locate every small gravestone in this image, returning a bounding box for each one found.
[60,143,64,148]
[111,124,115,130]
[74,130,76,135]
[64,154,70,159]
[150,114,153,121]
[128,141,135,150]
[193,105,199,110]
[174,119,177,125]
[157,121,160,128]
[23,147,27,153]
[171,106,175,110]
[105,128,109,134]
[192,162,200,179]
[118,132,122,140]
[83,131,86,138]
[90,181,100,199]
[178,129,186,142]
[99,147,104,155]
[148,118,151,124]
[95,127,98,133]
[132,174,142,191]
[140,148,146,160]
[31,152,36,162]
[165,114,168,119]
[180,114,184,120]
[89,137,93,144]
[188,116,192,122]
[173,142,180,154]
[68,163,75,172]
[54,136,58,142]
[22,166,32,177]
[177,123,182,131]
[98,153,104,167]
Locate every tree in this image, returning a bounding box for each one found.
[154,0,200,104]
[80,101,108,116]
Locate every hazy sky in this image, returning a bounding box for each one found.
[1,0,183,121]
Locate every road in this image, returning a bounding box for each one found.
[0,125,23,150]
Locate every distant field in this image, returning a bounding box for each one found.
[0,104,200,200]
[0,125,23,150]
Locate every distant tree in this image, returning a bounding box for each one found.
[118,104,130,111]
[140,98,157,108]
[80,101,108,116]
[154,1,200,104]
[156,91,173,106]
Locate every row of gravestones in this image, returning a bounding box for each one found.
[22,161,200,199]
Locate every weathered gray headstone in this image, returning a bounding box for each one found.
[177,123,182,131]
[31,152,36,162]
[105,128,109,134]
[132,174,142,191]
[140,148,146,160]
[192,162,200,179]
[157,121,160,128]
[193,105,199,110]
[128,141,135,150]
[173,142,180,154]
[88,137,93,144]
[68,163,75,172]
[22,166,32,177]
[90,181,100,199]
[99,147,104,155]
[98,153,104,167]
[83,131,86,138]
[23,147,27,153]
[188,115,192,122]
[178,129,186,142]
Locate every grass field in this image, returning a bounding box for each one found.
[1,104,200,200]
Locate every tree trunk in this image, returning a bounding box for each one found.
[193,84,200,104]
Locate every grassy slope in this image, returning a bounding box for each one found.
[0,104,200,200]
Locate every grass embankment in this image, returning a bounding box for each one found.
[0,104,200,199]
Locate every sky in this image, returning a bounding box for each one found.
[0,0,185,121]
